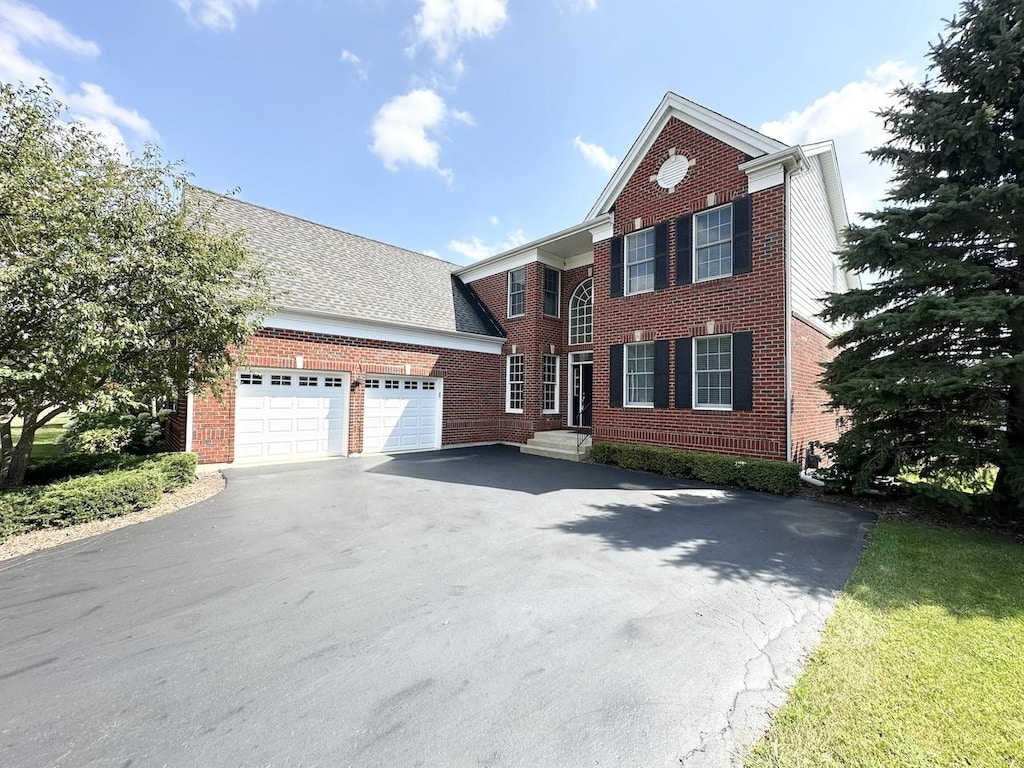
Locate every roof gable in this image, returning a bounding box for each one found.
[587,92,787,219]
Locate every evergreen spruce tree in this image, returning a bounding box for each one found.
[821,0,1024,517]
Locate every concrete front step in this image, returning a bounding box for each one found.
[520,443,585,462]
[527,429,592,450]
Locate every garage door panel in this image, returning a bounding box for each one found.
[234,370,348,463]
[363,377,441,454]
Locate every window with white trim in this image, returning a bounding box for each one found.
[422,381,436,390]
[542,267,560,317]
[385,379,400,389]
[508,267,526,317]
[626,228,656,294]
[568,279,593,345]
[542,355,559,413]
[695,205,733,280]
[324,376,346,388]
[364,378,380,389]
[695,335,732,408]
[239,373,263,386]
[625,342,654,407]
[506,354,524,413]
[270,374,292,386]
[404,380,419,390]
[298,376,318,387]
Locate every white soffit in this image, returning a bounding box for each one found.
[802,140,850,236]
[587,92,787,219]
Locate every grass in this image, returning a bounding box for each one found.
[746,519,1024,767]
[10,413,68,462]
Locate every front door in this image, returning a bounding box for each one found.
[570,353,593,428]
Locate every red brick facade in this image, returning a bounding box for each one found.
[589,118,788,459]
[790,315,842,466]
[181,328,501,463]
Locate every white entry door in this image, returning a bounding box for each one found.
[234,370,349,463]
[362,376,442,453]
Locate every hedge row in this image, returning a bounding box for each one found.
[1,453,199,544]
[589,442,801,495]
[24,452,198,489]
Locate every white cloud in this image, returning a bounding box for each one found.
[409,0,507,61]
[370,88,470,181]
[760,61,916,221]
[489,215,499,226]
[0,0,98,55]
[0,1,156,151]
[572,135,618,173]
[448,228,527,261]
[176,0,260,31]
[422,248,441,259]
[340,49,367,80]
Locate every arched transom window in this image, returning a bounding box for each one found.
[569,278,593,345]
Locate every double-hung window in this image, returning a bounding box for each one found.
[695,335,732,408]
[542,267,560,317]
[542,354,559,413]
[508,268,526,317]
[695,205,733,280]
[625,229,656,294]
[625,342,655,407]
[506,354,524,413]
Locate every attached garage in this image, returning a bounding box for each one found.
[362,376,442,454]
[234,369,349,463]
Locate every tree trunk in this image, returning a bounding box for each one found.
[0,413,37,489]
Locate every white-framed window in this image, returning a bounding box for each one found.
[508,267,526,317]
[542,266,560,317]
[568,279,593,345]
[542,355,559,414]
[422,380,436,390]
[298,375,318,387]
[695,204,733,281]
[364,378,380,389]
[239,372,263,386]
[403,380,419,390]
[506,354,524,413]
[270,374,292,386]
[385,379,400,389]
[695,335,732,409]
[625,342,655,407]
[324,376,346,388]
[625,229,656,294]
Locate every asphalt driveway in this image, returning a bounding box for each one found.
[0,446,873,767]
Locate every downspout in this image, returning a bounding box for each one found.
[784,169,794,465]
[184,389,194,454]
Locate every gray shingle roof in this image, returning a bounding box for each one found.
[188,188,504,339]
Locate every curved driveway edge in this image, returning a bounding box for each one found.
[0,445,873,767]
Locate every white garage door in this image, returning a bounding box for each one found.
[234,370,349,463]
[362,376,442,454]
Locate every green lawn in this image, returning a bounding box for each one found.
[10,414,68,462]
[747,519,1024,768]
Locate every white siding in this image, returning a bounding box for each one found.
[790,156,842,330]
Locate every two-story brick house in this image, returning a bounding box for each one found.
[170,92,854,467]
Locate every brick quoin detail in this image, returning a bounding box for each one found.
[593,117,788,460]
[790,315,843,466]
[187,328,501,463]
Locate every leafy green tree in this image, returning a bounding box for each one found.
[0,81,272,488]
[821,0,1024,516]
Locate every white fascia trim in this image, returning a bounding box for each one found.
[739,146,808,194]
[589,217,614,244]
[564,251,594,270]
[802,140,850,236]
[267,309,505,355]
[454,215,612,283]
[184,389,194,453]
[588,92,787,218]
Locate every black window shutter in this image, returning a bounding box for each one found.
[733,196,753,275]
[675,215,693,285]
[733,331,754,411]
[654,340,669,408]
[609,344,624,407]
[654,222,669,290]
[610,237,624,298]
[674,338,692,409]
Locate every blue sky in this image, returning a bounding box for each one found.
[2,0,960,264]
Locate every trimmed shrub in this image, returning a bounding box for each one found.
[1,468,163,539]
[149,453,198,492]
[24,453,125,485]
[590,441,801,495]
[60,408,170,456]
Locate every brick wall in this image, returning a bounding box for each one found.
[188,328,502,463]
[467,263,594,442]
[790,314,841,466]
[592,116,789,460]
